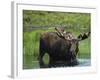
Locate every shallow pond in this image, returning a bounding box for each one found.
[23,55,91,69]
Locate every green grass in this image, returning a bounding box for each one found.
[23,29,54,58]
[23,10,90,32]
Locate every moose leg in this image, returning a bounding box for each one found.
[39,38,47,68]
[48,57,54,68]
[70,53,79,66]
[39,50,45,68]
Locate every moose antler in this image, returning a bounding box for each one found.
[55,27,75,40]
[55,27,65,37]
[77,31,90,40]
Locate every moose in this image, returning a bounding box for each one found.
[38,27,90,68]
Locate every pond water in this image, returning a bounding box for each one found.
[78,59,91,67]
[23,55,91,69]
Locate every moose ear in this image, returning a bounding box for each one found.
[77,32,90,41]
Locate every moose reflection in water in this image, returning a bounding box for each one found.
[39,27,90,68]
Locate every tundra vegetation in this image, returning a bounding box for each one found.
[23,10,91,69]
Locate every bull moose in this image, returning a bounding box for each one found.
[38,27,90,68]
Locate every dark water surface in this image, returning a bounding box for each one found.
[23,55,91,69]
